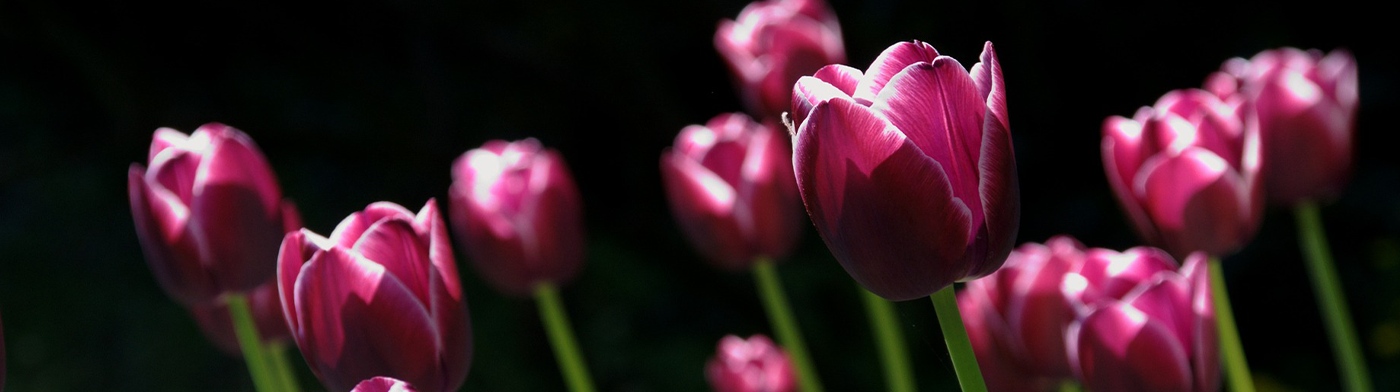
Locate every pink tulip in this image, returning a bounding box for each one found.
[278,200,471,392]
[1067,253,1218,392]
[706,335,796,392]
[449,139,585,296]
[790,40,1019,301]
[1207,48,1357,204]
[661,113,805,270]
[1102,89,1263,257]
[187,279,291,356]
[128,123,301,304]
[350,377,420,392]
[716,0,845,120]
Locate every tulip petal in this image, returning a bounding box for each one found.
[278,229,331,336]
[795,97,973,300]
[974,85,1020,278]
[149,127,189,162]
[792,75,854,127]
[351,377,420,392]
[971,41,1008,131]
[661,151,753,269]
[526,151,587,286]
[742,125,804,261]
[1078,247,1177,304]
[1006,246,1076,376]
[130,165,218,304]
[1182,253,1219,392]
[1138,148,1252,256]
[1122,273,1193,350]
[415,199,462,301]
[330,203,417,248]
[853,41,939,103]
[1075,303,1193,392]
[295,247,441,392]
[147,146,200,205]
[191,130,288,292]
[353,219,434,308]
[449,186,534,296]
[1102,116,1162,245]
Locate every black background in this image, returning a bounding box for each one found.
[1,0,1396,390]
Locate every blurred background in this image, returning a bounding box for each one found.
[0,0,1395,390]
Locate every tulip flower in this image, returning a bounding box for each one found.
[717,0,845,120]
[128,123,301,305]
[1067,253,1218,392]
[790,40,1019,301]
[449,139,585,296]
[706,335,796,392]
[1102,89,1263,258]
[1206,48,1357,204]
[278,200,472,392]
[187,279,291,356]
[661,113,804,270]
[351,377,420,392]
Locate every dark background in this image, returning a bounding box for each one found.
[1,0,1396,390]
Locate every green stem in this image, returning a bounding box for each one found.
[860,287,915,392]
[267,342,301,392]
[1209,257,1256,392]
[929,285,986,392]
[1295,201,1373,392]
[534,283,596,392]
[227,294,278,392]
[752,258,823,392]
[1058,380,1084,392]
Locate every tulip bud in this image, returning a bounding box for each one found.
[1067,253,1218,392]
[706,335,796,392]
[1102,89,1263,257]
[278,200,471,392]
[351,377,420,392]
[128,123,301,305]
[187,279,291,356]
[716,0,845,120]
[661,113,805,270]
[1207,48,1357,204]
[449,139,585,296]
[790,40,1020,301]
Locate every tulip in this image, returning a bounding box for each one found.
[1067,253,1218,392]
[351,377,420,392]
[661,113,805,269]
[1102,89,1263,258]
[449,139,585,296]
[128,123,300,305]
[187,279,291,356]
[706,335,796,392]
[790,40,1019,301]
[716,0,845,120]
[1206,48,1357,204]
[278,200,471,392]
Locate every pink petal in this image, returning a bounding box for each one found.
[350,377,420,392]
[525,150,587,286]
[741,124,804,261]
[1138,148,1253,256]
[1122,273,1193,349]
[130,165,217,304]
[149,127,190,162]
[352,219,433,308]
[971,41,1008,130]
[330,203,417,248]
[973,84,1020,278]
[449,184,533,296]
[791,74,853,127]
[147,148,200,205]
[1077,247,1177,304]
[414,199,462,301]
[1006,244,1078,377]
[1075,303,1193,392]
[853,41,939,103]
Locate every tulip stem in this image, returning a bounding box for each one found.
[1295,201,1373,392]
[1209,257,1256,392]
[535,283,596,392]
[860,287,915,392]
[753,258,823,392]
[1058,381,1084,392]
[930,286,987,392]
[227,294,278,392]
[266,342,301,392]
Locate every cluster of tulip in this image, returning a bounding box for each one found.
[101,0,1362,391]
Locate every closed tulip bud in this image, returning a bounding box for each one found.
[278,200,471,392]
[449,139,585,296]
[1207,48,1357,204]
[661,113,805,270]
[1103,89,1263,257]
[790,40,1020,301]
[706,335,796,392]
[351,377,420,392]
[1068,253,1218,392]
[128,123,301,305]
[716,0,845,120]
[958,236,1086,391]
[187,279,291,356]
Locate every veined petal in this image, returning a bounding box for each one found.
[971,41,1008,131]
[853,41,939,103]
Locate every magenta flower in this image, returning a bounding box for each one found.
[1067,253,1218,392]
[958,236,1086,391]
[350,377,420,392]
[706,335,796,392]
[1206,48,1358,204]
[449,139,585,296]
[1103,89,1263,257]
[278,200,471,392]
[790,40,1019,300]
[661,113,805,270]
[128,123,301,305]
[187,279,291,356]
[717,0,845,120]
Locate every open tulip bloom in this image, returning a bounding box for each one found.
[791,40,1019,391]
